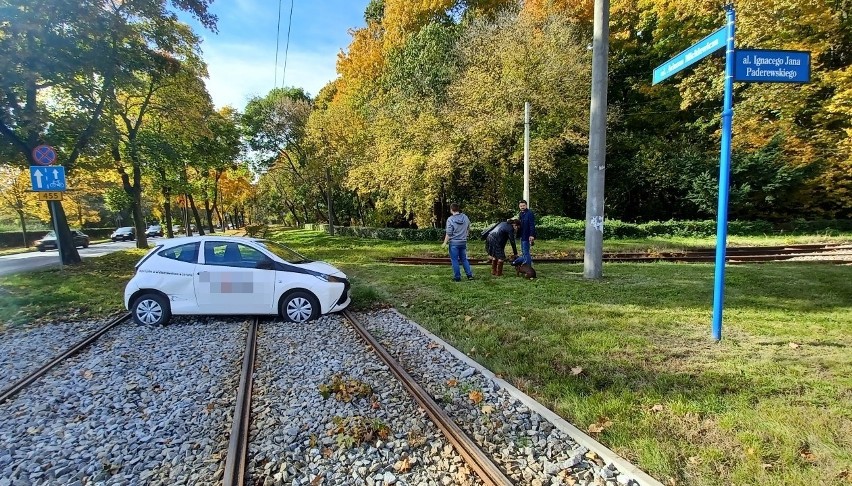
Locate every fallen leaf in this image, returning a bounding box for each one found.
[789,342,800,349]
[394,457,411,473]
[503,301,512,305]
[762,463,774,470]
[481,405,495,414]
[427,342,440,349]
[570,366,583,376]
[447,379,458,387]
[321,447,333,459]
[520,316,526,321]
[651,404,664,413]
[206,403,215,412]
[468,390,484,404]
[401,302,408,308]
[588,423,605,434]
[310,475,323,486]
[82,370,93,380]
[464,315,472,322]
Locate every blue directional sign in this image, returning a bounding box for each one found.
[30,166,66,192]
[734,49,810,83]
[653,26,727,85]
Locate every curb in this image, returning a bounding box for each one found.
[388,308,663,486]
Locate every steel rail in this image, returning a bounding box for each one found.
[342,310,514,486]
[223,318,259,486]
[0,312,131,405]
[390,245,852,265]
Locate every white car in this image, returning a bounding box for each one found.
[124,236,351,326]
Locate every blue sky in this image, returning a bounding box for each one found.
[182,0,369,110]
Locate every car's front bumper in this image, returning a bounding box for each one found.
[329,292,351,313]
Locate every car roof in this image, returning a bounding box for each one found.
[154,235,263,249]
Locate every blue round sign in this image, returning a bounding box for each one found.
[32,145,57,166]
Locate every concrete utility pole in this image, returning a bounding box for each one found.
[583,0,610,279]
[326,167,334,236]
[523,101,531,205]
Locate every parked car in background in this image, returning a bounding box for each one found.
[124,236,351,326]
[146,224,163,237]
[35,230,90,251]
[111,227,135,241]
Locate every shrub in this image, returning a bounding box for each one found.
[298,219,852,241]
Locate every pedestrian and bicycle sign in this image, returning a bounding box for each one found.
[30,166,66,191]
[32,144,57,166]
[651,6,811,341]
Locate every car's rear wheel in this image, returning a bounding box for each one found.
[82,241,89,248]
[37,247,45,252]
[280,291,319,323]
[132,293,171,327]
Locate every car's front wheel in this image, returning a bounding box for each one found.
[82,241,89,248]
[280,291,319,323]
[132,293,171,327]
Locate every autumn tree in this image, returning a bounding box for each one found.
[0,0,216,263]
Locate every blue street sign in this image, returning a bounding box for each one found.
[32,144,57,166]
[734,49,811,83]
[30,166,66,192]
[653,26,727,85]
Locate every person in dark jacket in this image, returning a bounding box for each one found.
[442,203,474,281]
[514,199,536,266]
[485,219,519,276]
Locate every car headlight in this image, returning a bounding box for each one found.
[310,271,343,283]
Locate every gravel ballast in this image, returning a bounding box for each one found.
[0,311,654,486]
[0,317,246,486]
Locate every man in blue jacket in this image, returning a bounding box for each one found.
[515,199,536,266]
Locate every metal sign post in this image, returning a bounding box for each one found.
[711,5,737,342]
[652,5,811,341]
[30,144,66,269]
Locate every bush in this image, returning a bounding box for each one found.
[299,218,852,241]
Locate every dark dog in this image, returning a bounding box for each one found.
[514,263,537,279]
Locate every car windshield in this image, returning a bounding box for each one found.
[44,231,56,238]
[257,240,312,264]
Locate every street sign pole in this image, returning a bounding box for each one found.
[48,200,64,271]
[711,4,736,342]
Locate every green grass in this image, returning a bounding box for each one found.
[0,250,147,326]
[269,229,852,486]
[0,228,849,485]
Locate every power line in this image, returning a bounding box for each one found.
[274,0,283,89]
[281,0,294,87]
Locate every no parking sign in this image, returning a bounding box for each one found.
[32,144,57,166]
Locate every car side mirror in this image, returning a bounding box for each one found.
[256,259,275,270]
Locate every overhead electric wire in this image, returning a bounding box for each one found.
[281,0,295,87]
[274,0,283,89]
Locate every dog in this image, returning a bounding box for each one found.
[514,263,537,279]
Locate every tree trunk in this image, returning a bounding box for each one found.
[17,209,29,248]
[188,194,205,235]
[48,201,82,264]
[204,197,215,234]
[163,186,173,238]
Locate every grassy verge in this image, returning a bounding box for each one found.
[0,229,849,485]
[273,229,851,486]
[0,250,146,326]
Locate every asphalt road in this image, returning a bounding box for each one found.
[0,240,142,277]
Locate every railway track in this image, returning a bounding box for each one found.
[0,312,131,405]
[390,243,852,265]
[222,313,514,486]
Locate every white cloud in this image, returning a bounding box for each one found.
[201,41,340,111]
